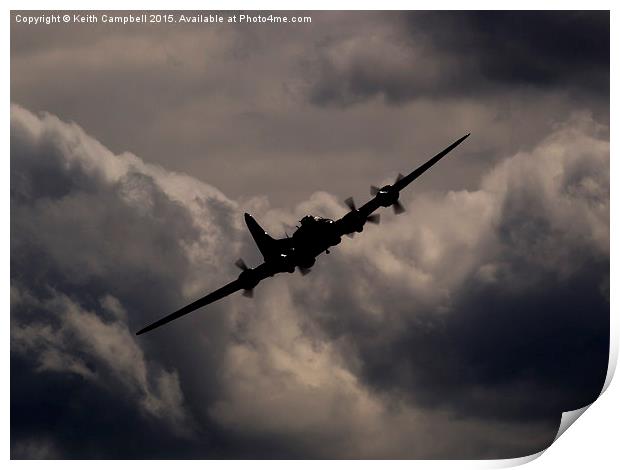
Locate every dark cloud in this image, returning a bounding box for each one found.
[414,11,609,91]
[11,102,608,459]
[11,12,610,208]
[10,105,242,458]
[308,11,609,107]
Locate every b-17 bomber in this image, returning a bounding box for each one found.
[136,133,470,335]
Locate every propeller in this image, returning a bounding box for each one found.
[235,258,249,271]
[344,197,381,225]
[369,174,407,214]
[235,259,255,297]
[393,201,406,214]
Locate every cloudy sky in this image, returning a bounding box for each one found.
[11,11,609,459]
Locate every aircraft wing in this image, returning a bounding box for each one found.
[136,279,243,335]
[356,133,470,216]
[393,133,470,192]
[355,195,381,219]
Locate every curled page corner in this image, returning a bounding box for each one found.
[487,404,593,468]
[540,346,619,455]
[553,404,591,442]
[489,449,545,468]
[502,347,617,466]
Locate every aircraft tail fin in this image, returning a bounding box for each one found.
[244,213,277,260]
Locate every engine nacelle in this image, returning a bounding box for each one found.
[275,253,296,273]
[341,211,365,233]
[375,185,400,208]
[238,269,260,290]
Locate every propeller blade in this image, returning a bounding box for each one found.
[366,214,380,224]
[242,288,254,298]
[393,201,406,214]
[370,185,380,196]
[235,258,249,271]
[344,196,356,211]
[299,267,312,276]
[395,173,405,182]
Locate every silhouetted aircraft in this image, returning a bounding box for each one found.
[136,133,470,335]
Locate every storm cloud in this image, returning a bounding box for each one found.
[11,11,609,207]
[10,99,608,458]
[309,12,609,106]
